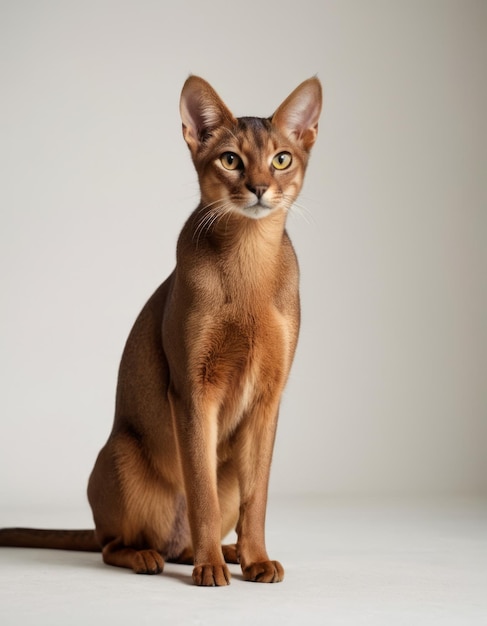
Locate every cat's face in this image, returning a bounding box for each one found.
[180,76,322,222]
[193,116,309,221]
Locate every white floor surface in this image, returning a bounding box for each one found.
[1,496,486,625]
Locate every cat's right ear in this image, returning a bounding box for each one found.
[180,76,235,157]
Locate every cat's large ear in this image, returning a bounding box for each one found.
[180,76,236,157]
[271,77,322,152]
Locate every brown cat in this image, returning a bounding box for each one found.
[0,75,322,586]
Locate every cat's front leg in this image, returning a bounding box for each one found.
[168,388,230,586]
[234,402,284,583]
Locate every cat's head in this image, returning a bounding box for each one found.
[180,76,322,221]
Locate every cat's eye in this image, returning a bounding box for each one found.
[272,152,292,170]
[220,152,242,171]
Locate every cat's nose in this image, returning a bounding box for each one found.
[246,184,268,199]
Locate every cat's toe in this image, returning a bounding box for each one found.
[222,543,239,564]
[133,549,165,575]
[192,563,231,586]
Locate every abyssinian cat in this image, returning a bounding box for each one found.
[0,75,322,586]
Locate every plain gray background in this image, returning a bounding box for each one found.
[0,0,485,508]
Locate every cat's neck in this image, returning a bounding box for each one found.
[177,205,290,303]
[194,204,286,258]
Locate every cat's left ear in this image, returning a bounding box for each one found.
[180,75,235,157]
[271,77,322,152]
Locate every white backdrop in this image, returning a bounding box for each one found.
[1,0,485,508]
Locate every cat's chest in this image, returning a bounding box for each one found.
[214,306,295,439]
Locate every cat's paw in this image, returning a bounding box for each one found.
[222,543,239,564]
[242,560,284,583]
[192,563,231,586]
[133,549,165,575]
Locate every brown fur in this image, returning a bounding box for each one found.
[0,76,322,586]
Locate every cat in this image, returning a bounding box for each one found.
[0,75,322,586]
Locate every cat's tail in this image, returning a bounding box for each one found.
[0,527,101,552]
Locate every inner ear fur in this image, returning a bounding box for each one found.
[271,77,322,152]
[180,76,236,156]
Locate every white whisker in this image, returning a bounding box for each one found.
[282,194,316,227]
[192,199,236,247]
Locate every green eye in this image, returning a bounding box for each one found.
[272,152,292,170]
[220,152,242,170]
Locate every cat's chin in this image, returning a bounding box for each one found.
[237,201,278,221]
[241,206,273,220]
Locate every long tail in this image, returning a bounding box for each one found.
[0,528,101,552]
